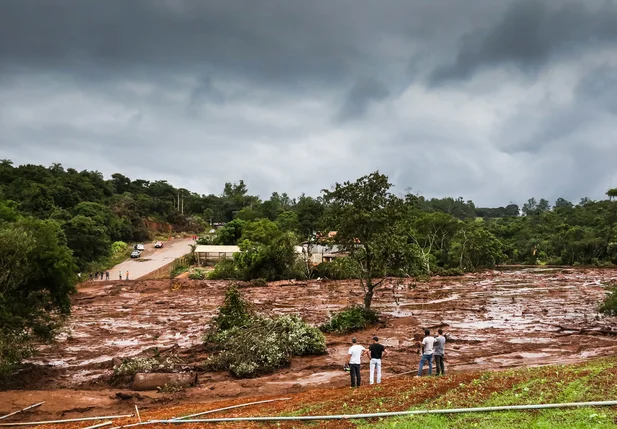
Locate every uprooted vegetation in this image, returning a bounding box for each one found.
[203,286,326,378]
[320,305,379,333]
[599,282,617,316]
[113,355,183,376]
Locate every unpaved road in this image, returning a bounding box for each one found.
[3,268,617,419]
[105,238,193,280]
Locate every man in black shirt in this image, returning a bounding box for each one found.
[365,336,386,385]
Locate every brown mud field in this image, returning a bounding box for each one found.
[2,267,617,422]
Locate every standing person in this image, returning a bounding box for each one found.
[347,338,366,388]
[119,270,122,281]
[434,329,446,376]
[89,273,93,281]
[417,329,435,376]
[105,271,110,280]
[366,336,386,385]
[126,270,129,280]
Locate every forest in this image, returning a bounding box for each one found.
[2,159,617,374]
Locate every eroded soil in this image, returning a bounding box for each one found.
[2,268,617,422]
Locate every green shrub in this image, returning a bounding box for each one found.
[207,259,239,280]
[111,241,128,254]
[204,286,326,378]
[313,257,360,280]
[188,269,206,280]
[113,356,181,376]
[599,284,617,316]
[209,286,252,333]
[205,315,326,378]
[320,305,379,333]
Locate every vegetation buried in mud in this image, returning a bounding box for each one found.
[598,282,617,316]
[204,286,326,378]
[320,305,379,334]
[113,355,182,376]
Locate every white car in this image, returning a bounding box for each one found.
[136,244,145,251]
[130,250,141,258]
[154,241,163,248]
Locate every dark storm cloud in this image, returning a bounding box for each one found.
[336,78,390,122]
[1,0,617,206]
[430,0,617,84]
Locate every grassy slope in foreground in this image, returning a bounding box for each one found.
[356,358,617,429]
[46,357,617,429]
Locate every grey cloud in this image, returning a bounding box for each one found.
[1,0,617,207]
[336,78,390,122]
[430,0,617,84]
[576,65,617,114]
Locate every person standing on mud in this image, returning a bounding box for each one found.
[126,270,129,280]
[105,271,110,280]
[365,336,386,384]
[119,270,122,281]
[417,329,435,376]
[433,329,446,376]
[347,338,365,388]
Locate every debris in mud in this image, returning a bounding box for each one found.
[114,392,143,400]
[132,372,197,391]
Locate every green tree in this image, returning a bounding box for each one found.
[62,215,111,269]
[452,223,504,270]
[235,232,299,281]
[0,218,76,375]
[240,219,281,245]
[322,172,404,309]
[215,219,247,245]
[275,211,300,233]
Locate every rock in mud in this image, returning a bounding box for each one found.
[132,372,197,391]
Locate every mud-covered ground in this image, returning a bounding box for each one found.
[2,268,617,420]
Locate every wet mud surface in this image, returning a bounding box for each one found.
[3,268,617,418]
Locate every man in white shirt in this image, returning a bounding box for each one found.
[347,337,366,387]
[417,329,435,376]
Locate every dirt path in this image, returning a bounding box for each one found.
[3,268,617,420]
[104,238,193,280]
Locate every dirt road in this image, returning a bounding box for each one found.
[3,268,617,420]
[106,238,193,280]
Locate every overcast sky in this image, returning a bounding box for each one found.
[1,0,617,207]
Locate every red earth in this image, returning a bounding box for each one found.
[2,267,617,425]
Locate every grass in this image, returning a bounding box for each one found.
[44,357,617,429]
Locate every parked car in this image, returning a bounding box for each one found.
[130,250,141,258]
[136,243,145,251]
[154,241,163,248]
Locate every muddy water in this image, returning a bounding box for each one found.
[20,268,617,391]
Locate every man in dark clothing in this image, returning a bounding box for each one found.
[105,271,110,280]
[434,328,446,376]
[365,336,386,384]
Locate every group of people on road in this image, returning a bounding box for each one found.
[80,270,131,282]
[90,271,111,281]
[346,329,446,388]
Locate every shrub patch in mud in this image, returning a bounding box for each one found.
[204,286,326,378]
[320,305,379,333]
[113,355,182,376]
[599,283,617,316]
